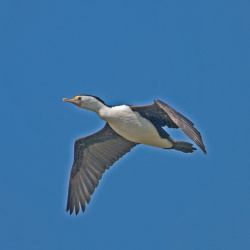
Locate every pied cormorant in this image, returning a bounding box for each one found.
[63,95,207,214]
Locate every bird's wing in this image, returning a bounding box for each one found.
[130,104,179,128]
[154,100,207,154]
[66,123,137,215]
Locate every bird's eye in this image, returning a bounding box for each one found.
[74,96,82,101]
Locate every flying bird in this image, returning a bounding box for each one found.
[63,95,207,215]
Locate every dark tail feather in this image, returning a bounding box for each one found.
[172,141,197,153]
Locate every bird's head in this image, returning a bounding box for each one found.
[63,95,107,112]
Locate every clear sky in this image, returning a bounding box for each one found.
[1,1,249,249]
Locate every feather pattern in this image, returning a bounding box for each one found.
[154,100,207,154]
[130,100,206,154]
[66,123,137,215]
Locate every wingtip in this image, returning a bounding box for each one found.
[66,203,74,215]
[66,205,69,212]
[200,146,207,155]
[200,144,207,155]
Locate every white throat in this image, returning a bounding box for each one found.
[80,97,108,114]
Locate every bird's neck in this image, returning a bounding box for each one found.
[83,100,109,114]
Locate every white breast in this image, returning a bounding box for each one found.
[99,105,173,148]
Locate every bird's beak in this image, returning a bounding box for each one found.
[63,97,81,107]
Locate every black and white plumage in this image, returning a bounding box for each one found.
[63,95,207,215]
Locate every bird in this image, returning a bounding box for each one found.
[63,94,207,215]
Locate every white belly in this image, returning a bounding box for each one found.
[99,105,173,148]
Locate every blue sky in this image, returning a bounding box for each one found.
[1,1,249,249]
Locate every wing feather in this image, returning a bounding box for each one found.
[66,123,137,214]
[154,100,207,154]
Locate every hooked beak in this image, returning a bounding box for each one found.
[63,97,81,107]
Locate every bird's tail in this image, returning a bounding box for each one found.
[172,141,197,153]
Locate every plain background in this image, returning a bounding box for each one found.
[1,1,249,249]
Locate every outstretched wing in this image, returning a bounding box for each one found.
[131,100,206,154]
[67,123,137,215]
[154,100,207,154]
